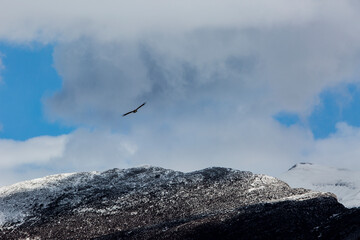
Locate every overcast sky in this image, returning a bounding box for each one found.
[1,0,360,186]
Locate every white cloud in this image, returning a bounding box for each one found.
[45,24,360,127]
[0,117,310,184]
[32,1,360,177]
[2,0,360,185]
[0,130,138,186]
[121,115,314,175]
[0,135,67,167]
[35,0,360,126]
[1,122,360,187]
[0,0,330,43]
[1,0,359,118]
[304,122,360,170]
[2,1,360,117]
[52,129,138,172]
[0,1,359,48]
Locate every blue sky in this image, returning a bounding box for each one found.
[274,84,360,139]
[2,0,360,186]
[309,84,360,138]
[0,43,74,140]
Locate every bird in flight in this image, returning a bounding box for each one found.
[123,102,146,117]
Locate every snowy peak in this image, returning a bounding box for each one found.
[288,162,314,171]
[0,166,351,239]
[279,163,360,208]
[1,166,329,229]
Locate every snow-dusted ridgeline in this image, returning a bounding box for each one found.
[0,165,355,239]
[0,171,92,227]
[0,166,329,229]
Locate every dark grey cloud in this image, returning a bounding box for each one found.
[45,34,259,129]
[46,18,360,129]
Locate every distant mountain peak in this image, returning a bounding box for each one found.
[280,162,360,208]
[288,162,313,171]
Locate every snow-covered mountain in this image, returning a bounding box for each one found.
[279,162,360,208]
[0,166,358,239]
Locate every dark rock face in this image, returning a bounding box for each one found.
[314,208,360,239]
[97,197,347,240]
[0,166,359,239]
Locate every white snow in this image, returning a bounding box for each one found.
[275,191,334,202]
[0,172,76,195]
[247,186,265,192]
[0,171,99,227]
[247,175,281,193]
[0,166,182,228]
[279,163,360,208]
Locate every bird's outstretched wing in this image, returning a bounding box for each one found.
[136,102,146,110]
[122,111,134,117]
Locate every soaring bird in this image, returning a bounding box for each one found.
[123,102,146,117]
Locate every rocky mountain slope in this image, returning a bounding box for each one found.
[0,166,359,239]
[279,162,360,208]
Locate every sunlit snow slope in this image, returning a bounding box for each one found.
[279,163,360,208]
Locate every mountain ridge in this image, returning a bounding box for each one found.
[0,165,359,239]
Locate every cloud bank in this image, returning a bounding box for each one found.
[0,0,336,42]
[2,0,360,185]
